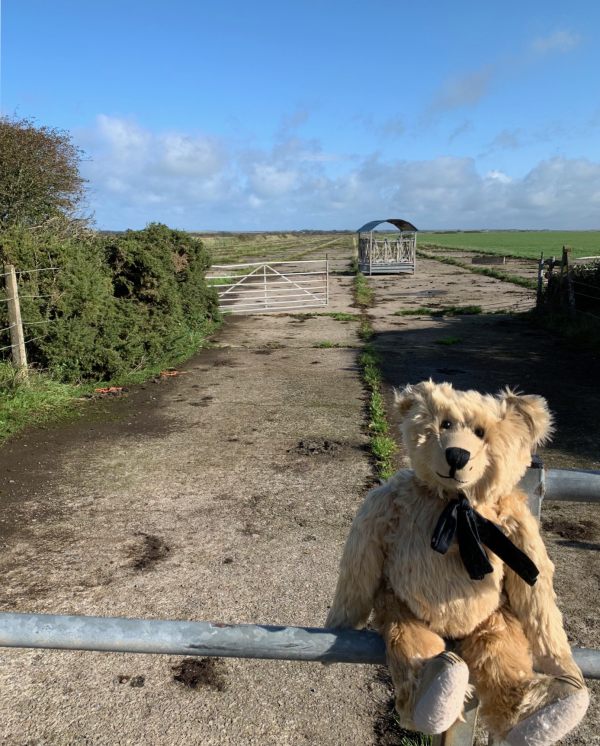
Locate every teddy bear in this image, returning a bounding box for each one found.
[326,381,588,745]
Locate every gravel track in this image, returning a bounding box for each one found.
[0,276,395,745]
[0,254,597,745]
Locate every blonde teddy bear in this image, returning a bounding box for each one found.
[326,381,588,745]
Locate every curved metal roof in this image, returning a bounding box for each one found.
[357,218,418,233]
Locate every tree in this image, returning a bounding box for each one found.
[0,116,87,229]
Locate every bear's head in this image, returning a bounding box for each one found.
[395,380,553,503]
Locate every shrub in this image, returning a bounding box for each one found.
[0,223,219,381]
[571,262,600,315]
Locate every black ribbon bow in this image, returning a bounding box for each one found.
[431,493,539,586]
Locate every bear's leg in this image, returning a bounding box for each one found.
[376,596,469,733]
[458,606,588,744]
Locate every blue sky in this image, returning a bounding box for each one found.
[2,0,600,230]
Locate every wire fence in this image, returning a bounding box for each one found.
[0,265,60,369]
[537,250,600,324]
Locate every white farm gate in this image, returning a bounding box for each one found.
[211,259,329,314]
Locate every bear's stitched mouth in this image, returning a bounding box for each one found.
[436,471,468,484]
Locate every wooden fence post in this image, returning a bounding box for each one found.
[537,252,544,307]
[563,248,576,319]
[4,264,27,378]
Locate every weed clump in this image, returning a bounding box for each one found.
[354,272,375,308]
[394,305,482,317]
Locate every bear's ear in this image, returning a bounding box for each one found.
[499,389,554,446]
[394,385,416,417]
[394,380,438,418]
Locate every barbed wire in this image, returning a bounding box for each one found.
[18,294,55,300]
[575,308,600,322]
[0,267,60,278]
[571,280,600,291]
[16,267,61,277]
[572,291,600,302]
[23,335,47,346]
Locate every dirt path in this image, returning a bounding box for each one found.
[367,256,600,744]
[0,275,397,745]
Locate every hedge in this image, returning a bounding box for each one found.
[0,223,219,381]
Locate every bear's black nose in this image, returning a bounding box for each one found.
[445,447,470,471]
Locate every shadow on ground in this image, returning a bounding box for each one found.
[373,313,600,470]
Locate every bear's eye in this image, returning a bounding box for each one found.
[440,420,452,430]
[474,426,485,439]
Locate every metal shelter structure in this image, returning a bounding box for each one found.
[357,218,418,275]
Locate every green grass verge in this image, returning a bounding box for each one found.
[0,321,220,446]
[0,363,80,443]
[358,346,397,480]
[351,269,397,480]
[354,272,375,308]
[394,305,482,317]
[359,317,374,341]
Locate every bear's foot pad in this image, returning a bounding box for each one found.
[412,651,470,734]
[503,685,589,746]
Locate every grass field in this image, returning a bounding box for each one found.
[198,230,600,264]
[197,232,354,264]
[419,231,600,260]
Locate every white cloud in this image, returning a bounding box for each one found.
[159,133,223,177]
[248,164,299,197]
[486,170,512,184]
[79,116,600,230]
[531,30,581,55]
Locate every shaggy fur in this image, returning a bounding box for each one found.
[326,381,588,742]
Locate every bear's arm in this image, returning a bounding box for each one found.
[325,483,395,629]
[503,497,583,681]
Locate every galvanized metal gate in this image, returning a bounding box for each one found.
[210,259,328,314]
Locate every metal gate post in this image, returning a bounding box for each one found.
[263,264,267,310]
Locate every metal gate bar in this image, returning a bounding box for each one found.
[211,259,329,314]
[0,612,598,677]
[1,465,598,746]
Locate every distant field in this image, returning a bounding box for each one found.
[197,232,354,264]
[195,230,600,263]
[419,231,600,260]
